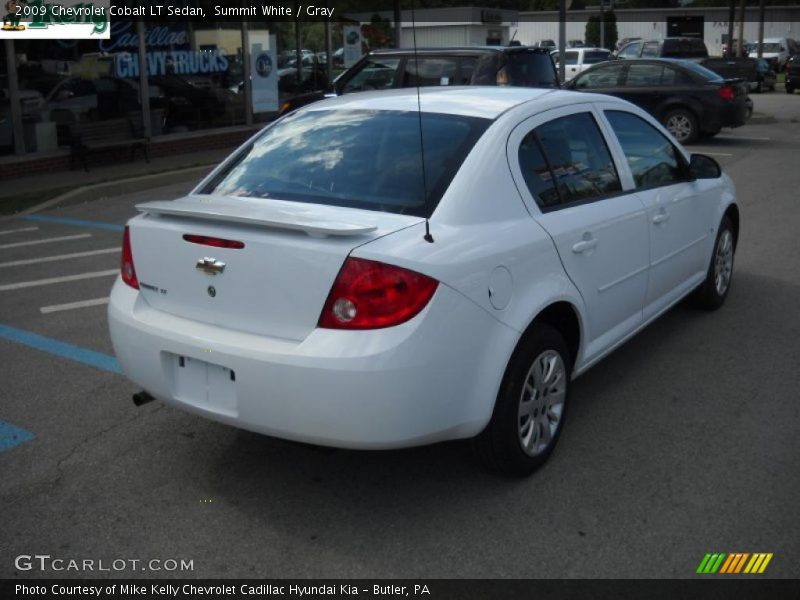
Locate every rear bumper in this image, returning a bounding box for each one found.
[704,99,749,132]
[108,278,517,449]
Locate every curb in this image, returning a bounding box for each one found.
[9,164,216,218]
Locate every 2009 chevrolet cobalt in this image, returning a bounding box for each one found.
[109,87,738,475]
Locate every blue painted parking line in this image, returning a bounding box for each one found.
[21,215,124,232]
[0,324,121,374]
[0,421,34,453]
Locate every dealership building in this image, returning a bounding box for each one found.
[2,4,799,178]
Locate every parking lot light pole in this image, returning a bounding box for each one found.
[136,20,151,140]
[4,39,25,155]
[559,0,566,83]
[757,0,765,59]
[726,0,735,57]
[737,0,746,57]
[242,22,253,127]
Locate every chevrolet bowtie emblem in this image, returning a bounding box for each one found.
[195,257,226,275]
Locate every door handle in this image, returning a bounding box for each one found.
[652,212,670,224]
[572,237,598,253]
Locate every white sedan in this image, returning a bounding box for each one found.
[108,87,739,476]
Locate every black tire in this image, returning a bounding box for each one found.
[755,81,763,93]
[787,85,795,95]
[663,108,699,145]
[691,216,736,311]
[473,324,572,477]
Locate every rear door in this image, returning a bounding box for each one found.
[507,104,649,360]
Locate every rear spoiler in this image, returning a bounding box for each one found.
[137,197,378,238]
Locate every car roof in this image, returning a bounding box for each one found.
[300,86,607,120]
[369,46,550,56]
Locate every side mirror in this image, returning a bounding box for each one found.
[690,154,721,179]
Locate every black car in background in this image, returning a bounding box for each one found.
[786,55,800,94]
[279,46,558,114]
[566,58,750,144]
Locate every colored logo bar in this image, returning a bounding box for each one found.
[697,553,773,574]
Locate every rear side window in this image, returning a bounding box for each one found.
[205,110,490,218]
[402,58,459,87]
[564,51,579,65]
[341,59,400,93]
[605,110,688,189]
[574,63,625,89]
[518,112,622,210]
[456,57,477,84]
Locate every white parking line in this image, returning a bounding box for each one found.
[0,226,39,236]
[718,135,771,142]
[0,233,91,250]
[0,269,118,291]
[0,247,119,269]
[40,297,110,314]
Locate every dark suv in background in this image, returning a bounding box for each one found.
[786,55,800,94]
[279,46,558,114]
[617,37,709,63]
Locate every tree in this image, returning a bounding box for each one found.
[585,10,618,50]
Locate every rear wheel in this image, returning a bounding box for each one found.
[787,85,795,94]
[663,108,699,144]
[473,324,571,476]
[692,216,736,310]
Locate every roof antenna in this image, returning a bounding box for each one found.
[411,1,434,243]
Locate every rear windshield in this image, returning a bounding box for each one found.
[678,60,725,82]
[503,51,559,87]
[204,110,490,218]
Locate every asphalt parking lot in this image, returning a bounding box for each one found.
[1,91,799,580]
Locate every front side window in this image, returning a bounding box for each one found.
[518,112,621,209]
[342,59,401,93]
[641,42,660,57]
[605,110,688,189]
[205,109,489,218]
[618,42,642,58]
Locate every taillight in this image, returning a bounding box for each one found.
[718,85,735,101]
[319,257,438,330]
[121,225,139,289]
[183,234,245,249]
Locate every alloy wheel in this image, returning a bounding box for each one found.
[714,229,734,296]
[666,114,693,142]
[517,350,566,457]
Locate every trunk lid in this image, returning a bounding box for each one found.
[129,194,422,341]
